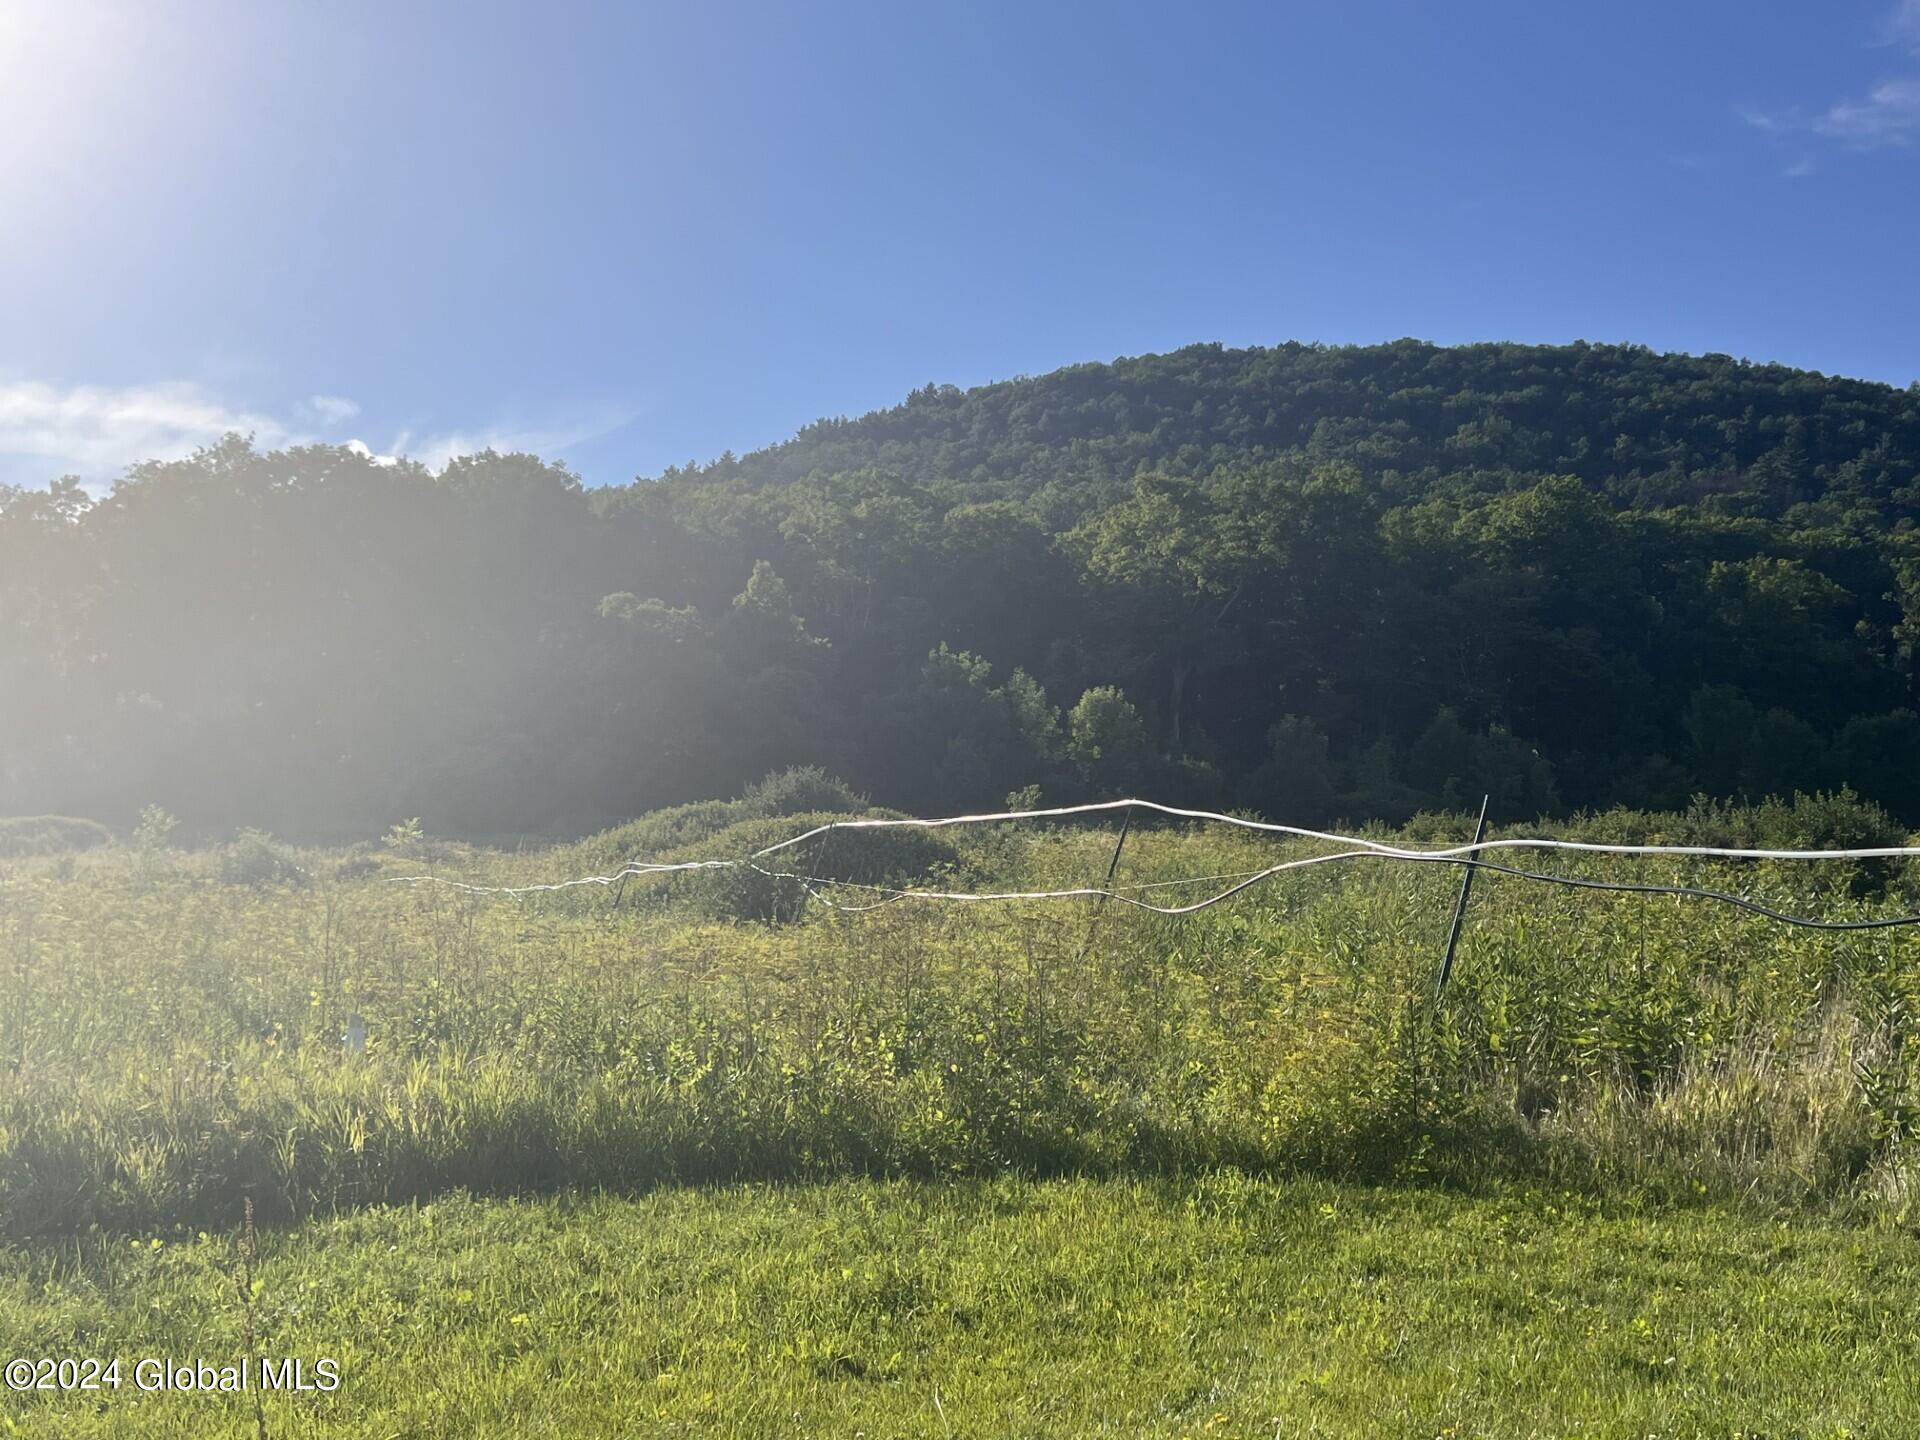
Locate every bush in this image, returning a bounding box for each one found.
[1550,790,1906,852]
[1068,686,1150,797]
[217,829,307,887]
[0,815,112,858]
[1527,790,1908,899]
[663,809,964,923]
[556,769,864,880]
[333,851,387,883]
[132,804,178,852]
[563,799,752,876]
[1399,809,1490,844]
[1247,716,1335,826]
[739,766,865,819]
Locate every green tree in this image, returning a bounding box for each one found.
[1247,716,1336,825]
[1068,686,1149,797]
[1067,475,1254,750]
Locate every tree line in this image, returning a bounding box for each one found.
[3,338,1918,840]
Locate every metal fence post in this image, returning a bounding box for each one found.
[1434,794,1490,999]
[1076,802,1135,964]
[1100,804,1135,894]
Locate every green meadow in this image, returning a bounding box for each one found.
[4,787,1920,1435]
[8,1180,1920,1438]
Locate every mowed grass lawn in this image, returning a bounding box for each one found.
[3,1176,1916,1439]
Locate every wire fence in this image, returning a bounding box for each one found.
[388,797,1920,932]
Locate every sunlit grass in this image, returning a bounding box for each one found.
[4,805,1920,1433]
[5,1177,1920,1437]
[2,807,1918,1235]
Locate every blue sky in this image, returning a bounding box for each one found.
[3,0,1918,490]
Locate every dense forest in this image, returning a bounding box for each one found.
[4,338,1920,840]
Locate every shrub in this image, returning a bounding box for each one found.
[132,804,179,852]
[551,770,865,883]
[1068,686,1149,796]
[333,851,387,882]
[0,815,112,858]
[1247,716,1335,826]
[663,809,963,923]
[563,799,751,876]
[383,817,426,854]
[739,766,865,819]
[1544,790,1909,896]
[1728,789,1910,853]
[1399,809,1490,844]
[217,829,307,887]
[1554,789,1906,852]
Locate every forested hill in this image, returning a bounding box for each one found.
[654,339,1920,520]
[5,339,1920,841]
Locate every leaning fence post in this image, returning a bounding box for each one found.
[1434,794,1490,999]
[1075,802,1135,964]
[1099,803,1135,894]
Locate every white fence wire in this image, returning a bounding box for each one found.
[388,798,1920,931]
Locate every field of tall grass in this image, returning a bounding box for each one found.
[4,782,1918,1239]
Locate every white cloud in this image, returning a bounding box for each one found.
[0,377,633,487]
[355,409,636,473]
[343,438,400,467]
[1739,5,1920,157]
[1877,0,1920,53]
[1813,76,1920,144]
[0,379,297,480]
[301,393,360,425]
